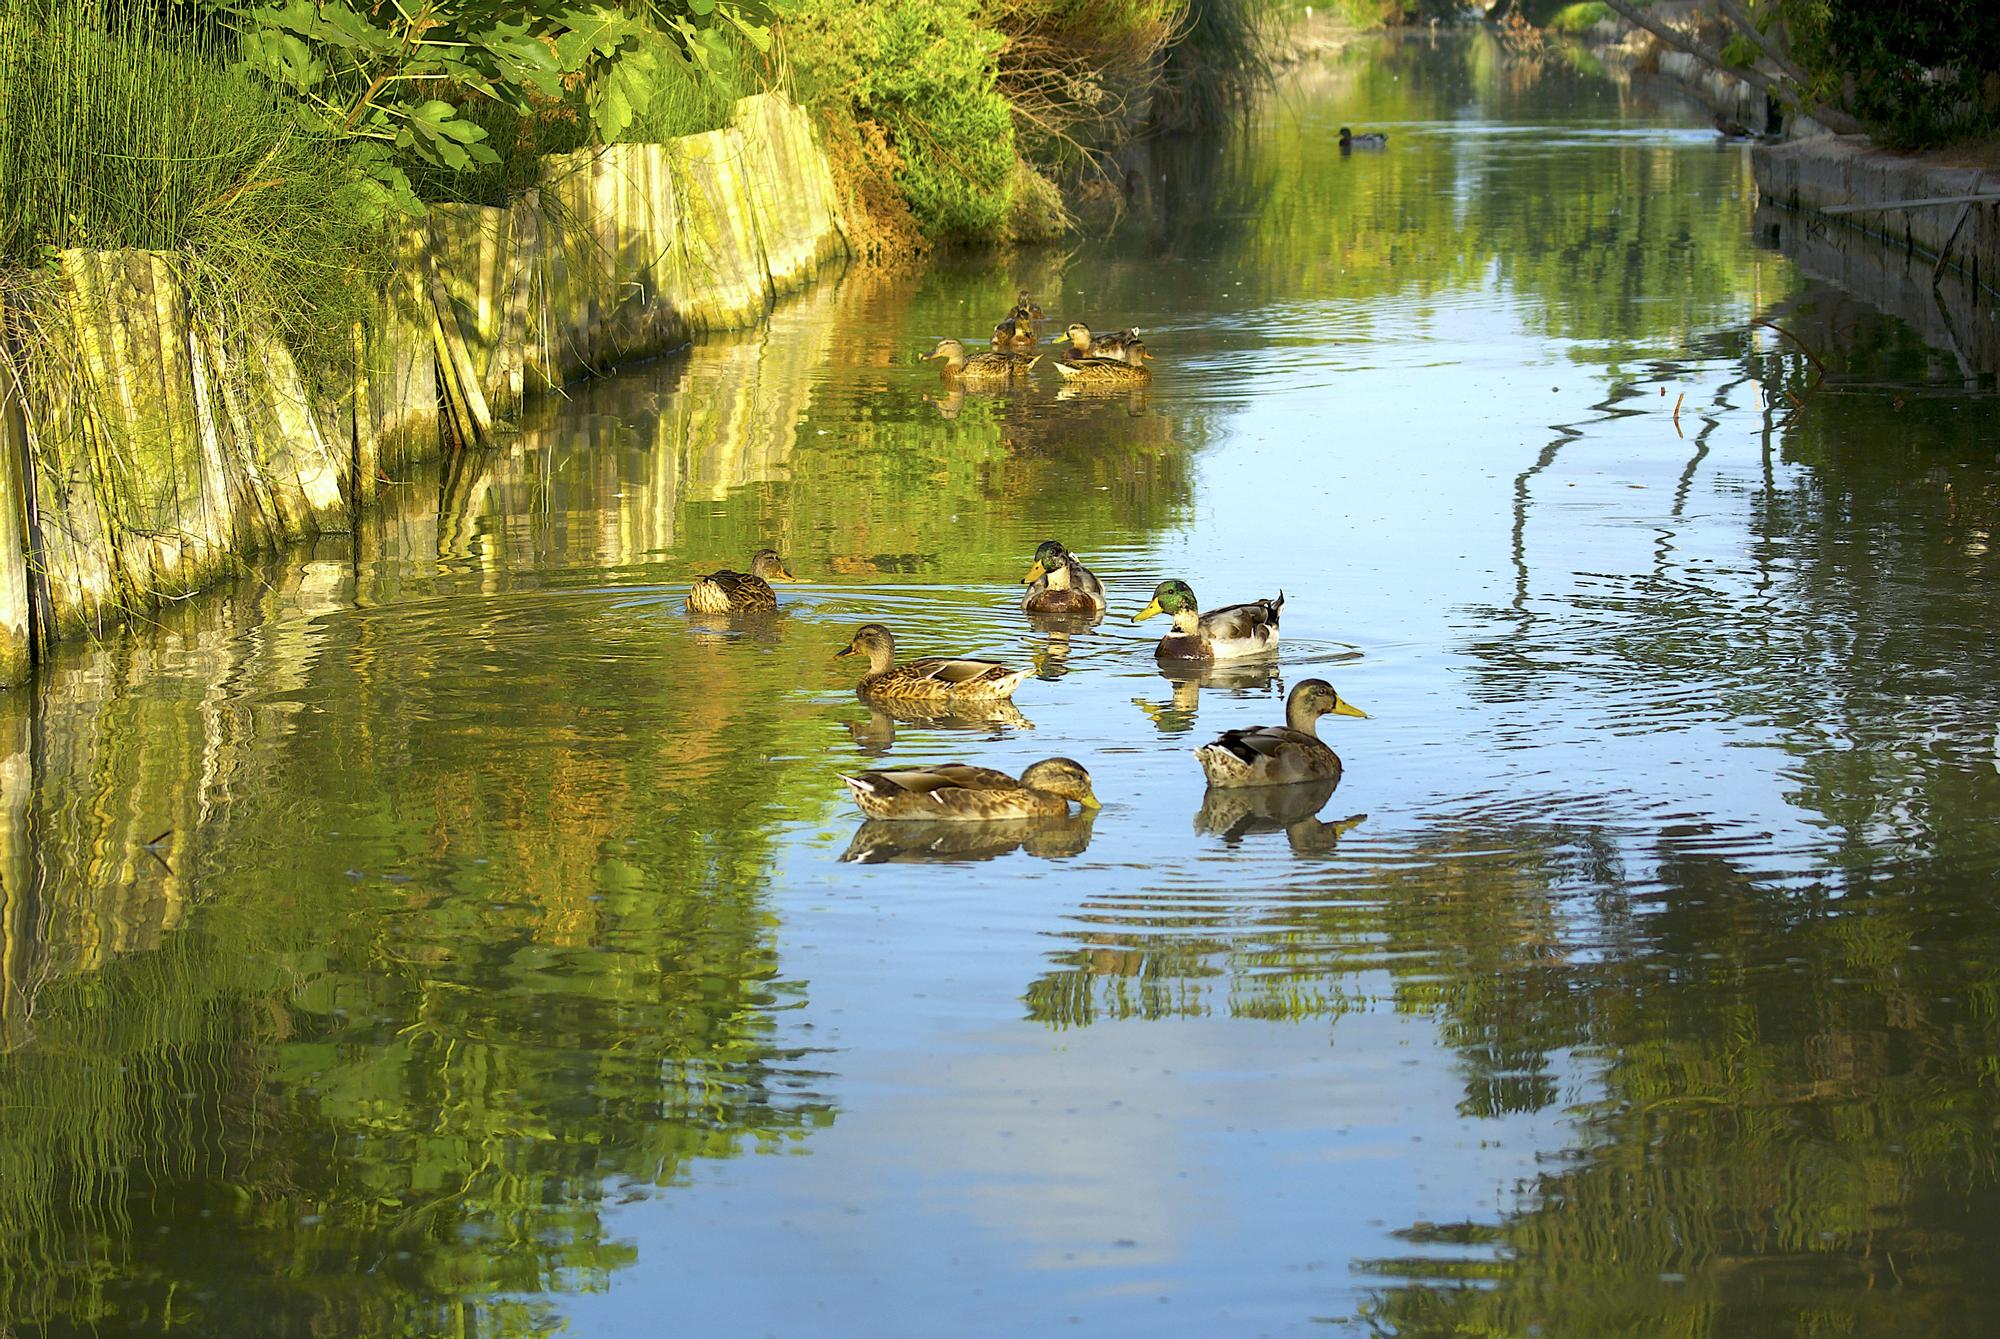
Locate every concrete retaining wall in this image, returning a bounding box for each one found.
[0,92,847,679]
[1752,136,2000,296]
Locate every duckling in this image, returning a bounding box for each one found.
[1021,539,1108,616]
[686,548,797,613]
[1132,578,1280,662]
[1339,127,1388,151]
[1052,322,1144,363]
[837,623,1032,702]
[1195,678,1368,788]
[1050,342,1152,387]
[839,757,1099,822]
[925,338,1039,388]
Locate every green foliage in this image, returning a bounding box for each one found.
[1152,0,1273,132]
[1779,0,2000,148]
[0,0,381,365]
[786,0,1018,238]
[1543,2,1611,35]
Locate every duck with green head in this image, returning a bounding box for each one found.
[1196,678,1368,788]
[1020,539,1108,616]
[927,337,1038,387]
[686,548,798,614]
[1132,578,1281,662]
[839,757,1100,822]
[837,623,1032,702]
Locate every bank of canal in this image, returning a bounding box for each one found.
[1,30,1997,1338]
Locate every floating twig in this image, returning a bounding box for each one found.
[1671,391,1684,437]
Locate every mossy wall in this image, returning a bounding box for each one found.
[0,92,847,681]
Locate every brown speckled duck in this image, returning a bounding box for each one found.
[837,623,1032,702]
[926,338,1039,388]
[1195,678,1368,788]
[686,548,797,613]
[839,757,1099,822]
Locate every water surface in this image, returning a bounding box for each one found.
[4,29,1999,1338]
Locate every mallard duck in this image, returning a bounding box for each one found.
[1195,678,1368,788]
[686,548,797,613]
[837,623,1032,702]
[1050,344,1151,387]
[839,757,1099,822]
[1339,127,1387,150]
[1132,578,1281,662]
[991,316,1038,351]
[1012,290,1046,323]
[1020,539,1108,616]
[1052,322,1144,363]
[925,338,1039,388]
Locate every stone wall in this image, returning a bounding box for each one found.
[0,92,847,682]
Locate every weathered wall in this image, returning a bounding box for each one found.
[0,92,848,681]
[1753,137,2000,296]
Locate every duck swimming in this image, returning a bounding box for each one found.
[925,338,1039,388]
[1053,322,1144,363]
[686,548,797,613]
[1195,678,1368,788]
[837,623,1032,702]
[1339,127,1388,150]
[1021,539,1108,616]
[1132,578,1281,662]
[991,316,1038,351]
[1050,340,1152,387]
[839,757,1099,822]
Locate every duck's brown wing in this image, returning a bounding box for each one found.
[903,656,1020,688]
[1207,724,1303,766]
[850,763,1018,798]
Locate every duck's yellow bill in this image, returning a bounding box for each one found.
[1078,790,1103,810]
[1332,700,1369,719]
[1132,598,1164,622]
[1021,561,1047,585]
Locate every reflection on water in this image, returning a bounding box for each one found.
[3,26,2000,1338]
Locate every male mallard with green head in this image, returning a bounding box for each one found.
[686,548,798,614]
[1132,578,1281,662]
[839,757,1099,822]
[837,623,1032,702]
[1195,678,1368,788]
[926,338,1039,388]
[1339,127,1388,151]
[1020,539,1108,616]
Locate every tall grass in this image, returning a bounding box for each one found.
[1151,0,1275,133]
[0,0,382,372]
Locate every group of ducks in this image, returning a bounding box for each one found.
[686,532,1370,831]
[923,290,1154,391]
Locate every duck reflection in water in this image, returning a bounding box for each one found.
[841,698,1034,755]
[842,810,1098,864]
[1195,779,1366,855]
[1133,660,1282,735]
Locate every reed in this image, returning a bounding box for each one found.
[1151,0,1276,133]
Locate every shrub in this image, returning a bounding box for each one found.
[1782,0,2000,148]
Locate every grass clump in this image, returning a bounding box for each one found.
[0,0,382,373]
[1152,0,1276,132]
[1544,2,1611,34]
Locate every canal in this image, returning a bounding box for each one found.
[2,28,1997,1338]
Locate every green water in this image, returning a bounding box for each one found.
[4,30,2000,1337]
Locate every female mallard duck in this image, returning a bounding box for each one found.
[1195,678,1368,788]
[926,338,1039,388]
[686,548,797,613]
[839,757,1099,822]
[991,316,1038,351]
[837,623,1032,702]
[1020,539,1108,616]
[1050,342,1152,387]
[1053,322,1144,363]
[1132,578,1281,662]
[1012,290,1046,323]
[1339,127,1388,151]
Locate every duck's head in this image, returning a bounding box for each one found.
[1022,538,1070,585]
[1127,340,1154,363]
[750,548,798,582]
[1338,126,1353,145]
[1052,322,1092,350]
[1289,677,1368,723]
[837,623,896,664]
[924,338,967,365]
[1133,578,1195,623]
[1020,757,1101,809]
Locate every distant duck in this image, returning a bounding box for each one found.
[1050,340,1152,387]
[1132,578,1280,663]
[1339,127,1388,151]
[837,623,1032,702]
[839,757,1100,823]
[1012,290,1046,323]
[686,548,797,613]
[925,338,1039,387]
[1053,322,1144,363]
[1021,539,1108,616]
[1195,678,1368,789]
[991,315,1039,351]
[1713,113,1753,140]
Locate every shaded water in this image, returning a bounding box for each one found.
[5,29,2000,1337]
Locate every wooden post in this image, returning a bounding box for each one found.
[0,337,38,687]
